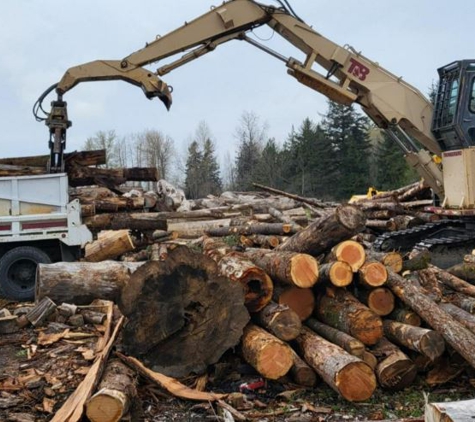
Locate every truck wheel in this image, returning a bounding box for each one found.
[0,247,51,301]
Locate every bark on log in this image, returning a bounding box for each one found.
[0,316,20,334]
[428,265,475,298]
[365,210,396,220]
[241,324,293,380]
[383,320,445,361]
[355,287,395,316]
[120,246,250,377]
[366,219,397,231]
[217,252,273,312]
[446,292,475,313]
[327,240,366,272]
[246,234,281,248]
[84,213,167,232]
[371,338,417,390]
[318,262,353,287]
[366,250,403,274]
[362,351,378,371]
[273,286,315,321]
[244,249,319,288]
[295,327,376,402]
[358,261,388,288]
[85,230,135,262]
[402,249,431,272]
[26,297,56,327]
[85,359,137,422]
[290,349,318,387]
[306,318,365,357]
[207,223,297,237]
[254,302,302,341]
[0,149,106,168]
[277,205,366,255]
[36,261,144,305]
[80,196,146,212]
[68,166,159,187]
[315,287,383,345]
[387,308,422,327]
[425,398,475,422]
[439,303,475,334]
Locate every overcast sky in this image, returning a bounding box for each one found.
[1,0,474,166]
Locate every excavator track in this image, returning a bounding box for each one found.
[373,219,475,268]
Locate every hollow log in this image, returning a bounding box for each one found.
[241,324,293,380]
[244,249,319,288]
[387,308,421,327]
[277,205,366,255]
[327,240,366,272]
[273,286,315,321]
[315,287,383,345]
[254,302,302,341]
[85,230,135,262]
[365,250,403,273]
[306,318,365,357]
[36,261,144,305]
[290,349,318,387]
[120,247,250,377]
[85,359,137,422]
[371,338,417,390]
[383,320,445,361]
[439,303,475,334]
[318,262,353,287]
[217,252,273,312]
[358,261,388,288]
[355,287,395,316]
[296,327,376,402]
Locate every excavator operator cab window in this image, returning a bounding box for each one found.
[470,78,475,114]
[447,79,459,121]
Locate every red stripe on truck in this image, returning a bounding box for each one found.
[21,220,68,230]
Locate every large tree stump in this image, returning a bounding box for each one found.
[306,318,365,357]
[315,287,383,345]
[383,320,445,361]
[85,359,137,422]
[276,205,366,255]
[119,246,249,377]
[371,338,417,390]
[254,302,302,341]
[296,327,376,402]
[36,261,144,305]
[244,249,319,288]
[385,269,475,367]
[241,324,293,380]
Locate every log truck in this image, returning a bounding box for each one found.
[33,0,475,264]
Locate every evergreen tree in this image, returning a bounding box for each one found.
[184,141,203,199]
[374,132,418,190]
[254,138,284,189]
[321,101,372,201]
[234,111,265,190]
[201,138,222,195]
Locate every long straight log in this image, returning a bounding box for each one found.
[383,320,445,361]
[315,287,383,345]
[244,249,319,288]
[241,324,293,380]
[306,318,365,357]
[36,261,144,305]
[85,230,135,262]
[439,303,475,334]
[277,205,366,255]
[68,166,159,187]
[428,265,475,298]
[84,213,167,232]
[0,149,106,168]
[371,338,417,391]
[387,270,475,368]
[446,292,475,313]
[296,327,376,402]
[255,302,302,341]
[207,223,297,237]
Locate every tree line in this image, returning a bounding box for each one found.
[84,100,418,202]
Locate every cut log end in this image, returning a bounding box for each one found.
[367,288,395,316]
[377,354,417,391]
[86,389,127,422]
[420,332,446,361]
[276,287,315,321]
[336,361,376,402]
[337,205,367,231]
[241,269,273,313]
[289,254,319,288]
[329,262,353,287]
[259,341,294,379]
[359,261,388,288]
[381,252,403,273]
[334,241,366,272]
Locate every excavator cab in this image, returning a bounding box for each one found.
[432,60,475,151]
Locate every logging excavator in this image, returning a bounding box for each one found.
[33,0,475,266]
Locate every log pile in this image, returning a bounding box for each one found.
[2,158,475,419]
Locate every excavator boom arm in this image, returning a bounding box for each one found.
[53,0,444,195]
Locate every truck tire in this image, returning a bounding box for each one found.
[0,247,51,301]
